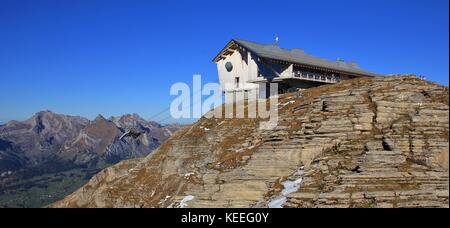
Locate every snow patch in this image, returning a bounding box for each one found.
[179,195,194,208]
[199,126,210,131]
[268,166,304,208]
[158,195,171,205]
[281,178,303,195]
[268,196,287,208]
[278,100,295,107]
[184,172,195,178]
[293,167,304,176]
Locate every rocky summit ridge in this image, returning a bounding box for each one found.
[52,75,449,208]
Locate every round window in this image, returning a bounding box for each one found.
[225,62,233,72]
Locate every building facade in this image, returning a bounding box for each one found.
[213,39,380,101]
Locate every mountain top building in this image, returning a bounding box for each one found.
[213,39,380,100]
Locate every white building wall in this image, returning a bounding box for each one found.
[247,52,259,81]
[279,64,293,78]
[217,49,259,102]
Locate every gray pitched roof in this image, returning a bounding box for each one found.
[215,39,380,77]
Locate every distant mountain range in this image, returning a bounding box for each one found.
[0,111,183,207]
[0,111,182,174]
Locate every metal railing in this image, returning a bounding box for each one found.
[292,71,340,83]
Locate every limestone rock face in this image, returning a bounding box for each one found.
[52,75,449,208]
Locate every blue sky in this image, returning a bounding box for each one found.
[0,0,448,124]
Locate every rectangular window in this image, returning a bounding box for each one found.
[235,77,240,88]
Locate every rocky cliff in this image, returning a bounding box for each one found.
[52,75,449,208]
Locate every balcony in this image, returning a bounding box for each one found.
[292,71,340,84]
